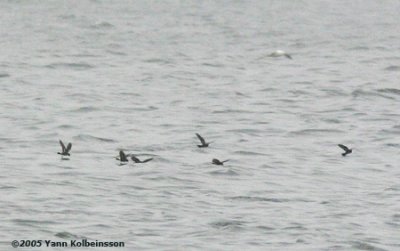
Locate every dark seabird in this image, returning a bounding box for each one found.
[212,158,229,165]
[338,144,352,156]
[196,133,212,148]
[130,155,153,163]
[58,140,72,156]
[116,150,129,162]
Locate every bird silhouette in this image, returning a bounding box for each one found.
[338,144,352,156]
[130,155,153,163]
[212,158,229,165]
[268,50,292,59]
[116,150,129,162]
[58,140,72,156]
[196,133,212,148]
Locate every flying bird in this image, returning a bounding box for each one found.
[58,140,72,156]
[338,144,352,156]
[116,150,129,162]
[130,155,153,163]
[196,133,212,148]
[212,158,229,166]
[268,50,292,59]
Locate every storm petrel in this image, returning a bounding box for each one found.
[196,133,212,148]
[130,155,153,163]
[338,144,352,156]
[58,140,72,156]
[116,150,129,162]
[212,158,229,165]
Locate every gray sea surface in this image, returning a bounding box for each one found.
[1,1,400,250]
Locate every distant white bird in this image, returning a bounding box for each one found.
[268,50,292,59]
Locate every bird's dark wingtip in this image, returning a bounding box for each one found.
[66,143,72,152]
[59,140,66,151]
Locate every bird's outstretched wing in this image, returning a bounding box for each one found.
[66,143,72,153]
[59,140,66,152]
[119,150,128,161]
[285,54,292,59]
[222,159,229,163]
[338,144,349,151]
[130,155,140,163]
[142,158,153,163]
[196,133,206,145]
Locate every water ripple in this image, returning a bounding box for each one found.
[45,62,94,70]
